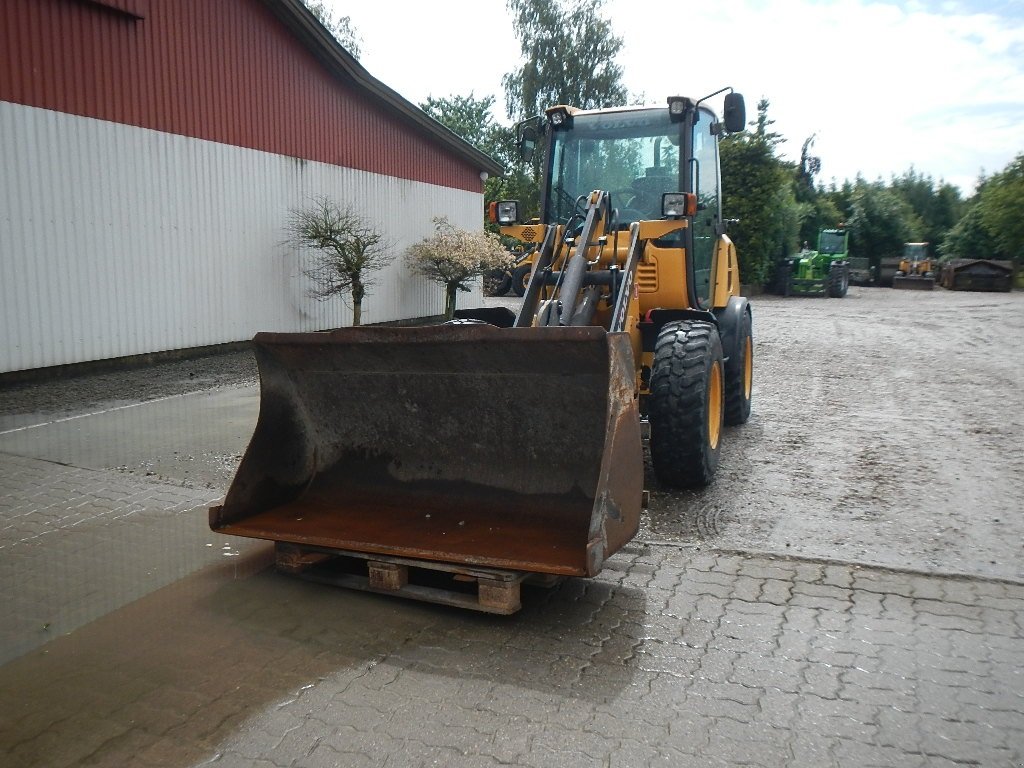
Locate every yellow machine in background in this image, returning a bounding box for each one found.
[894,242,935,290]
[211,91,753,613]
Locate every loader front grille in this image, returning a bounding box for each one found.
[637,261,658,292]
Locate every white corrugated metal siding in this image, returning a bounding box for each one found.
[0,102,483,373]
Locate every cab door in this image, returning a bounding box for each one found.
[690,109,721,308]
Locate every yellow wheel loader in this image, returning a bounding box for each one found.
[893,242,935,290]
[211,91,753,613]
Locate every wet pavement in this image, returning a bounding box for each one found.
[1,288,1023,767]
[3,542,1023,768]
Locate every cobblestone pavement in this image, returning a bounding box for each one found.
[1,543,1022,768]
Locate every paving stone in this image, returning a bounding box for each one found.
[820,565,855,590]
[756,689,801,729]
[738,561,796,582]
[787,732,840,768]
[832,739,927,768]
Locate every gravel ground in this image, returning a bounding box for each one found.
[3,286,1022,581]
[642,286,1024,581]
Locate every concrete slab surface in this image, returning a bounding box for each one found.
[0,386,259,490]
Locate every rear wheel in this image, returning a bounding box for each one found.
[649,320,725,488]
[724,309,753,425]
[511,264,532,297]
[484,269,511,297]
[828,262,849,298]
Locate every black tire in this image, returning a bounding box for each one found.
[724,308,753,426]
[782,262,795,297]
[648,320,725,488]
[511,264,532,297]
[828,262,849,298]
[484,269,511,297]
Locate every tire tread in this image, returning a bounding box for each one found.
[649,320,723,488]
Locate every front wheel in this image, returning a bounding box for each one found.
[828,263,849,298]
[648,320,725,488]
[511,264,532,297]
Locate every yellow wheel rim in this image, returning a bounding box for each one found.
[708,360,723,449]
[743,335,753,400]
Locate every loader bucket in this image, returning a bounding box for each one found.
[892,275,935,290]
[210,324,642,577]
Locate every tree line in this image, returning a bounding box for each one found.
[723,100,1023,286]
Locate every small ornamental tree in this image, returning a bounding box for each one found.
[406,217,513,320]
[286,196,392,327]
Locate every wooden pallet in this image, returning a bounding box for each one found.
[275,542,561,615]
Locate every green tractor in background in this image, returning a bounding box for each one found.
[781,228,851,298]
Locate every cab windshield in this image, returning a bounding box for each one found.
[818,232,847,254]
[544,109,684,226]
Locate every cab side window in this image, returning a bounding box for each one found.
[691,110,720,306]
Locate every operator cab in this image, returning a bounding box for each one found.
[538,103,725,306]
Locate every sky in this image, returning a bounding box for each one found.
[326,0,1024,196]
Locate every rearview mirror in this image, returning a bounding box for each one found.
[519,125,538,163]
[724,93,746,134]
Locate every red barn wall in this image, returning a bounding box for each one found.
[1,0,484,192]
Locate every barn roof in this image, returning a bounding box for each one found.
[264,0,504,178]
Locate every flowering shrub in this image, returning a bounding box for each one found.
[406,217,514,319]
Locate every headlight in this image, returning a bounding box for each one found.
[496,200,519,224]
[662,192,697,218]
